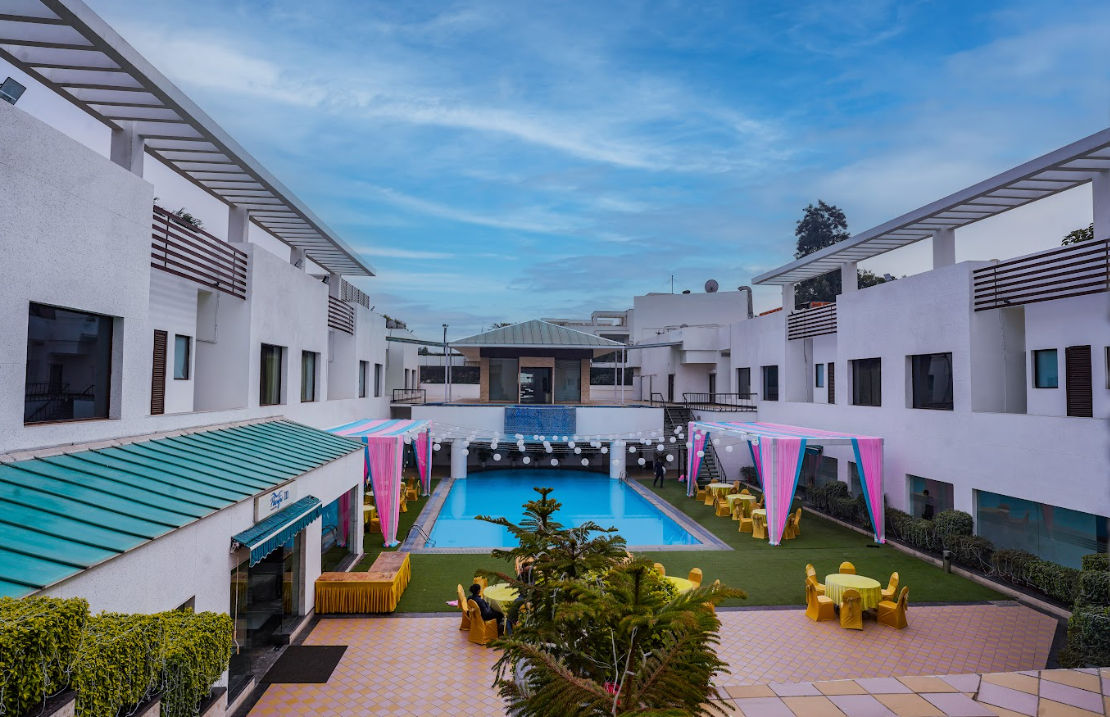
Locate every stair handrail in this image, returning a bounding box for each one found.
[406,523,436,548]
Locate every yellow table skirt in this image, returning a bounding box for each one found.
[823,573,882,610]
[315,553,411,614]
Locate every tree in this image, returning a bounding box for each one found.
[476,488,745,716]
[1062,223,1094,245]
[792,201,891,308]
[490,322,513,330]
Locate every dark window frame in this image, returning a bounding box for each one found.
[25,302,114,424]
[374,363,383,398]
[815,363,825,388]
[301,350,318,402]
[910,352,953,410]
[851,357,882,407]
[358,360,369,398]
[761,365,779,402]
[260,343,284,406]
[736,367,751,395]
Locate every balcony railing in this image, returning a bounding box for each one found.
[327,295,355,334]
[339,279,371,309]
[682,392,757,412]
[151,205,248,299]
[787,303,837,340]
[392,388,426,404]
[973,237,1110,311]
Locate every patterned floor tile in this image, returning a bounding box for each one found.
[1039,680,1105,714]
[873,693,946,716]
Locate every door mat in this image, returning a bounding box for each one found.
[262,645,347,683]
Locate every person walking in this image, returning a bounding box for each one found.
[653,458,665,488]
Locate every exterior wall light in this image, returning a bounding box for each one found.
[1,77,26,105]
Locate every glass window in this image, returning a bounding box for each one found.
[301,351,318,402]
[908,475,954,519]
[910,352,953,410]
[848,461,861,497]
[554,359,581,402]
[851,357,881,406]
[359,361,368,398]
[260,344,284,406]
[977,490,1108,569]
[25,303,114,423]
[173,335,191,380]
[488,358,518,401]
[815,363,825,388]
[736,367,751,395]
[761,365,779,401]
[374,363,383,397]
[1033,349,1058,388]
[816,455,838,489]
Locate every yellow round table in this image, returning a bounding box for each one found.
[726,494,757,517]
[706,482,732,505]
[483,583,519,612]
[824,574,882,609]
[664,576,696,593]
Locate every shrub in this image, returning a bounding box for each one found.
[943,534,994,571]
[904,519,938,552]
[0,596,88,716]
[811,481,849,513]
[1025,561,1080,605]
[933,510,973,540]
[1081,553,1109,572]
[1060,606,1110,668]
[73,613,163,717]
[740,466,757,484]
[1078,570,1110,607]
[159,611,234,717]
[991,549,1039,584]
[829,494,859,524]
[885,508,913,541]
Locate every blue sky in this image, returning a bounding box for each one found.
[16,1,1110,338]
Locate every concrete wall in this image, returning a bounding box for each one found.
[1024,293,1110,418]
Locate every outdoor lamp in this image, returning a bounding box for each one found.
[0,77,26,105]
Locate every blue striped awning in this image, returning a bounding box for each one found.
[231,496,321,567]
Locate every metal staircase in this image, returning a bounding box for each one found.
[661,404,723,487]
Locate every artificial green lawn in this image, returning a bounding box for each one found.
[354,475,1003,612]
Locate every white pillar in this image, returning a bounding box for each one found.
[327,272,341,299]
[609,440,625,479]
[109,122,144,176]
[840,262,858,293]
[228,205,250,244]
[781,282,795,312]
[1094,171,1110,241]
[450,441,468,479]
[290,247,306,270]
[932,228,955,268]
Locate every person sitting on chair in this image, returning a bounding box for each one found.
[469,583,504,633]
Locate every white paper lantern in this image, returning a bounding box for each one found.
[545,445,553,453]
[574,447,582,454]
[568,441,576,448]
[550,458,558,466]
[669,437,676,443]
[463,449,470,456]
[696,450,704,458]
[581,458,589,466]
[656,444,664,451]
[628,445,636,454]
[433,443,441,451]
[725,445,734,453]
[522,456,531,464]
[601,446,609,454]
[666,454,674,462]
[491,442,498,450]
[493,453,501,461]
[637,457,646,466]
[515,433,523,440]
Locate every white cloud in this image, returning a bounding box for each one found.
[357,246,454,259]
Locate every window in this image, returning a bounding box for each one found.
[260,344,284,406]
[909,475,954,520]
[1106,347,1110,389]
[910,352,953,410]
[736,367,751,395]
[708,372,716,399]
[761,365,779,401]
[815,363,825,388]
[554,359,582,402]
[851,357,881,406]
[488,358,518,401]
[25,303,114,423]
[1033,349,1058,388]
[374,363,383,398]
[848,462,861,497]
[359,361,369,398]
[173,335,191,380]
[301,351,318,402]
[977,490,1108,569]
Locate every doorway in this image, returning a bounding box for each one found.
[667,374,675,403]
[519,366,552,404]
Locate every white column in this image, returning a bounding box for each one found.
[228,205,250,244]
[450,441,468,479]
[1094,171,1110,240]
[290,246,306,270]
[328,272,341,299]
[781,282,795,312]
[109,122,144,176]
[932,228,955,268]
[609,440,625,479]
[840,262,858,293]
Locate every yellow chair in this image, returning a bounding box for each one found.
[805,581,835,622]
[738,512,753,533]
[466,600,499,645]
[653,562,666,577]
[740,488,751,496]
[752,512,767,540]
[399,492,408,513]
[472,576,488,595]
[839,561,856,574]
[840,588,863,630]
[715,498,731,517]
[688,568,703,587]
[731,481,741,493]
[878,587,909,629]
[703,488,715,506]
[805,564,825,596]
[881,572,899,602]
[456,584,470,631]
[695,486,707,501]
[791,508,802,537]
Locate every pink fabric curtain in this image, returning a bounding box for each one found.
[367,436,403,547]
[852,437,885,543]
[686,423,708,496]
[414,430,431,495]
[759,437,807,545]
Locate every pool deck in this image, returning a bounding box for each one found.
[401,474,730,554]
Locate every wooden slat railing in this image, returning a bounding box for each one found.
[972,238,1110,311]
[328,295,355,334]
[151,206,248,299]
[787,303,837,340]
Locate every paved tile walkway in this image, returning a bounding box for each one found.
[248,603,1061,716]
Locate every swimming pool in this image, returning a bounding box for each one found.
[426,469,702,549]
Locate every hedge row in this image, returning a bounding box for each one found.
[0,598,232,717]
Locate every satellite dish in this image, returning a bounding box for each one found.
[704,279,719,293]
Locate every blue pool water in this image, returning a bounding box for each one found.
[427,469,701,548]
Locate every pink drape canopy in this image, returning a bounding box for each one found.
[690,421,884,545]
[330,418,433,547]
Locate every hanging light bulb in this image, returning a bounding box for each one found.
[574,447,581,454]
[656,444,664,451]
[601,446,609,454]
[581,458,589,466]
[696,450,704,458]
[568,441,576,448]
[628,445,636,453]
[725,445,734,453]
[637,457,646,466]
[666,454,674,462]
[463,449,470,456]
[433,443,441,451]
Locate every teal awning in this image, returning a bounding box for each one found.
[231,496,321,567]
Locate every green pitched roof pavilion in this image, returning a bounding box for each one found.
[453,319,624,349]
